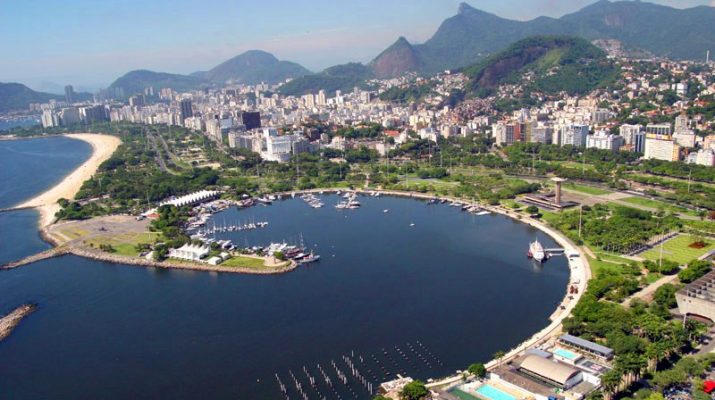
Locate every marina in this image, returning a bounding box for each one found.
[0,141,572,400]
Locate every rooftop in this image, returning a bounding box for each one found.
[559,334,614,357]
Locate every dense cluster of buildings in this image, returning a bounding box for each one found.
[490,105,714,166]
[27,55,715,167]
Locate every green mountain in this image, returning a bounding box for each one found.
[193,50,310,84]
[464,36,618,96]
[0,82,91,113]
[372,1,715,78]
[109,70,208,96]
[278,63,375,96]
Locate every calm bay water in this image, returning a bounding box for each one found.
[0,117,39,132]
[0,136,92,208]
[0,138,570,400]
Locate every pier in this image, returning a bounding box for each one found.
[1,247,69,270]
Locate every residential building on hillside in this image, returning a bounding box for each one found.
[644,134,680,161]
[586,131,624,151]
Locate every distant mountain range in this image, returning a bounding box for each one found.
[279,0,715,95]
[108,50,312,97]
[6,0,715,105]
[0,82,92,113]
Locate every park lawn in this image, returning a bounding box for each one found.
[563,183,611,196]
[620,196,691,214]
[87,232,163,257]
[593,252,635,265]
[588,257,624,277]
[540,210,560,225]
[221,256,266,269]
[641,235,715,265]
[556,161,596,171]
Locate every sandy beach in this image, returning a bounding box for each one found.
[14,133,121,227]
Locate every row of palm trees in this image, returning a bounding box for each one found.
[600,318,700,400]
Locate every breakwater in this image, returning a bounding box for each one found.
[0,304,37,342]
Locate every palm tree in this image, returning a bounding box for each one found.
[492,350,506,368]
[600,368,622,400]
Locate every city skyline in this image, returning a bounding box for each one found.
[1,0,712,92]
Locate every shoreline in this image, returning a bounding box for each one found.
[9,187,590,377]
[13,133,121,228]
[0,304,37,342]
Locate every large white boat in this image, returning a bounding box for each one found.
[528,240,546,262]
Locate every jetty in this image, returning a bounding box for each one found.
[0,304,37,341]
[1,247,69,270]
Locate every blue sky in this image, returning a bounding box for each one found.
[0,0,711,91]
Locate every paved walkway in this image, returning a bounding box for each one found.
[621,274,679,306]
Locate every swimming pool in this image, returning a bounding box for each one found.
[475,384,516,400]
[553,348,579,360]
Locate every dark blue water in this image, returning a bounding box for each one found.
[0,210,51,266]
[0,191,570,399]
[0,136,92,208]
[0,117,39,132]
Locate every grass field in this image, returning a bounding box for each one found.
[221,256,267,269]
[640,235,715,265]
[563,183,611,196]
[556,161,597,171]
[620,196,692,214]
[589,257,626,277]
[86,232,163,256]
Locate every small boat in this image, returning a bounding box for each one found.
[383,209,389,213]
[410,223,415,227]
[298,252,321,264]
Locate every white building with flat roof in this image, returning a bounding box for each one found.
[586,131,624,151]
[644,134,680,162]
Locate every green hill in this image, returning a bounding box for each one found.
[278,63,375,96]
[0,82,90,113]
[193,50,310,85]
[109,70,208,96]
[464,36,618,96]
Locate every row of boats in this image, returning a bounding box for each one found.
[427,198,492,216]
[193,219,269,235]
[335,192,361,209]
[264,241,321,265]
[301,194,324,208]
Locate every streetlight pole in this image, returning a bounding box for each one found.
[582,152,586,176]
